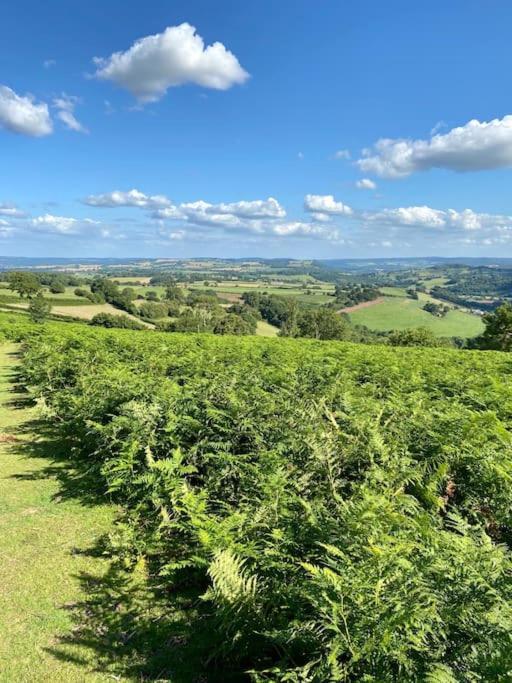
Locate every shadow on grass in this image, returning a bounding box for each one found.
[8,414,249,681]
[43,557,243,682]
[11,419,108,507]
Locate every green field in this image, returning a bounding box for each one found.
[0,285,90,307]
[349,295,484,337]
[379,286,409,297]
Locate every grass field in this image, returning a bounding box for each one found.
[256,320,279,337]
[349,295,484,337]
[2,301,153,326]
[129,281,335,306]
[0,285,91,307]
[0,344,119,681]
[379,286,409,297]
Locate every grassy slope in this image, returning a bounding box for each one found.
[0,344,120,682]
[349,294,484,337]
[256,320,279,337]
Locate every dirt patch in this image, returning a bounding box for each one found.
[338,297,384,314]
[0,433,20,443]
[217,292,242,303]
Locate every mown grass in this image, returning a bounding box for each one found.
[349,295,484,337]
[0,344,121,682]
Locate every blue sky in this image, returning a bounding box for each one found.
[2,0,512,258]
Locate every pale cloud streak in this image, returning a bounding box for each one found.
[356,178,377,190]
[53,94,88,133]
[84,189,172,209]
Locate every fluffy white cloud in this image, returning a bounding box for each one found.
[366,206,447,229]
[0,85,52,137]
[53,94,88,134]
[356,178,377,190]
[30,214,101,235]
[154,197,337,240]
[93,23,249,103]
[304,194,353,220]
[84,189,172,209]
[358,115,512,178]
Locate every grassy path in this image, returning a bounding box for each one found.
[0,344,122,682]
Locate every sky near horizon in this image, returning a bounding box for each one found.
[2,0,512,259]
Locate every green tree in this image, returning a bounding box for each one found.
[164,284,185,302]
[28,291,51,323]
[213,313,253,335]
[388,327,449,347]
[296,308,352,340]
[8,271,41,298]
[478,302,512,350]
[48,277,66,294]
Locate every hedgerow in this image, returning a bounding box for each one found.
[3,312,512,681]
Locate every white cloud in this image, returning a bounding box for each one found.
[93,23,249,103]
[53,94,88,134]
[84,189,172,209]
[358,115,512,178]
[168,230,186,240]
[211,197,285,219]
[304,194,353,220]
[154,197,337,240]
[0,203,26,218]
[0,85,52,137]
[334,149,351,160]
[30,214,101,235]
[362,205,512,247]
[366,206,447,229]
[272,222,341,241]
[356,178,377,190]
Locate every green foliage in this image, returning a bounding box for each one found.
[388,327,452,347]
[4,315,512,680]
[477,302,512,351]
[164,284,185,302]
[89,313,145,330]
[91,277,137,314]
[28,292,51,323]
[294,307,352,340]
[7,271,41,298]
[423,302,449,317]
[213,312,255,335]
[138,301,169,319]
[48,277,66,294]
[334,283,380,307]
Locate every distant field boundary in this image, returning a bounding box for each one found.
[338,297,384,314]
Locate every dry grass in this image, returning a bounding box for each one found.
[51,304,154,328]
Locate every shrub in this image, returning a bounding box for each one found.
[89,313,145,330]
[8,319,512,681]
